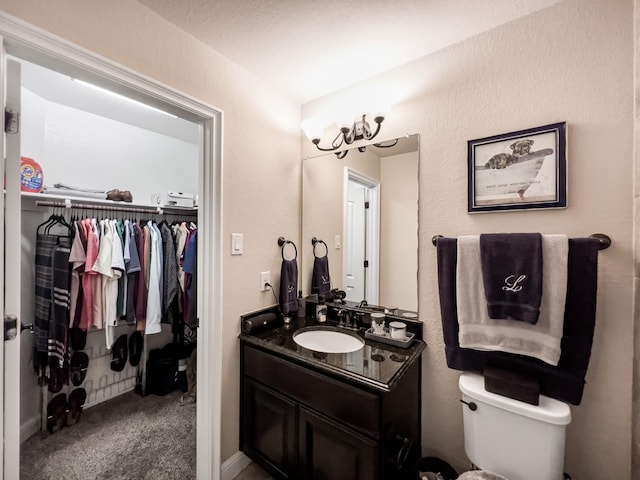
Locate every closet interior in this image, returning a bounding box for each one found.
[13,55,201,462]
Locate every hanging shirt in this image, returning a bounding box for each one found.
[144,225,151,289]
[145,221,163,335]
[156,223,174,314]
[134,223,148,332]
[80,219,98,330]
[182,229,198,327]
[174,223,188,294]
[93,220,115,347]
[114,221,126,318]
[125,221,141,325]
[68,221,86,327]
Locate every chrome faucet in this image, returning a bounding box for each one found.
[338,309,358,329]
[337,309,349,327]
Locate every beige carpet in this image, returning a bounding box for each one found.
[20,390,196,480]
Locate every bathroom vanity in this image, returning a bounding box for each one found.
[239,309,425,480]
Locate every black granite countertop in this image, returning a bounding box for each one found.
[239,315,426,393]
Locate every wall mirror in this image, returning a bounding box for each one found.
[301,134,419,313]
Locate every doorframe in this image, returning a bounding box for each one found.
[343,168,380,305]
[0,13,223,479]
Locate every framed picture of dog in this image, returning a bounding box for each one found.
[467,122,567,213]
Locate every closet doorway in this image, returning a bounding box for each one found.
[0,15,222,479]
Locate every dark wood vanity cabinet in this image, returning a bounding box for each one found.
[298,405,378,480]
[240,342,421,480]
[243,378,298,478]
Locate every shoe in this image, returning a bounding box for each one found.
[120,190,133,203]
[46,393,67,434]
[70,351,89,386]
[110,334,128,372]
[65,388,86,426]
[106,189,121,201]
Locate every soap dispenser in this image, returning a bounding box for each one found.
[297,290,306,318]
[316,295,327,323]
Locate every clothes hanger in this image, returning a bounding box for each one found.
[37,212,57,235]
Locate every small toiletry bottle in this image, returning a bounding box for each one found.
[316,295,327,322]
[297,290,306,318]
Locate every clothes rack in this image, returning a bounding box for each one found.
[34,198,198,217]
[32,200,198,435]
[431,233,612,250]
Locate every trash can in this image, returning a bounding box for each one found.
[416,457,458,480]
[457,471,508,480]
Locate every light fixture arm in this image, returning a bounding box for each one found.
[310,113,385,155]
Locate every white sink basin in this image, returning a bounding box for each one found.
[293,328,364,353]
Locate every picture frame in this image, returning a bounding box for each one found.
[467,122,567,213]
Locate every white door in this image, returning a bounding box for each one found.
[345,180,367,302]
[344,169,380,305]
[3,54,23,478]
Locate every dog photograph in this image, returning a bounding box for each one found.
[467,122,567,212]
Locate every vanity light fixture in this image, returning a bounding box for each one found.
[302,107,390,159]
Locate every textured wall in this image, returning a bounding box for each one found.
[303,0,634,477]
[633,2,640,478]
[0,0,300,465]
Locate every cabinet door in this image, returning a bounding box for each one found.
[242,378,297,478]
[298,405,378,480]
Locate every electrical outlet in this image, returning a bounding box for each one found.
[260,271,270,292]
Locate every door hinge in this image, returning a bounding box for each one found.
[363,260,369,268]
[364,201,369,209]
[4,107,19,134]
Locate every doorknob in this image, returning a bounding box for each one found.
[4,315,18,341]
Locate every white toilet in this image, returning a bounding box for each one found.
[459,372,572,480]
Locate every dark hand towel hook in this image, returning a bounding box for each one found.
[277,237,297,260]
[311,237,328,258]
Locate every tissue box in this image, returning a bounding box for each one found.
[151,191,195,208]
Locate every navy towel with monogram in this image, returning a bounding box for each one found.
[279,258,298,316]
[311,255,331,299]
[479,233,543,324]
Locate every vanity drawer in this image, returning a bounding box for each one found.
[243,345,381,439]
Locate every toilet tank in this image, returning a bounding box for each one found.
[459,373,571,480]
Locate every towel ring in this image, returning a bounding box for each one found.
[277,237,297,260]
[312,237,328,258]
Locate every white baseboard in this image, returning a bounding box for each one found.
[221,451,252,480]
[20,414,41,444]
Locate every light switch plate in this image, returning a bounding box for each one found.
[231,233,243,255]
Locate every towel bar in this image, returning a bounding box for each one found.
[431,233,611,250]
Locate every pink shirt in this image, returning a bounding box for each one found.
[79,219,96,330]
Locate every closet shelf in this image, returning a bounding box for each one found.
[21,192,198,216]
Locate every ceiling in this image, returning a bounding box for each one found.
[138,0,561,105]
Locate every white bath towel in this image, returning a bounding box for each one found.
[456,234,568,366]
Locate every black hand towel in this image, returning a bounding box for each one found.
[436,236,600,405]
[279,258,298,316]
[311,255,331,298]
[479,233,543,324]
